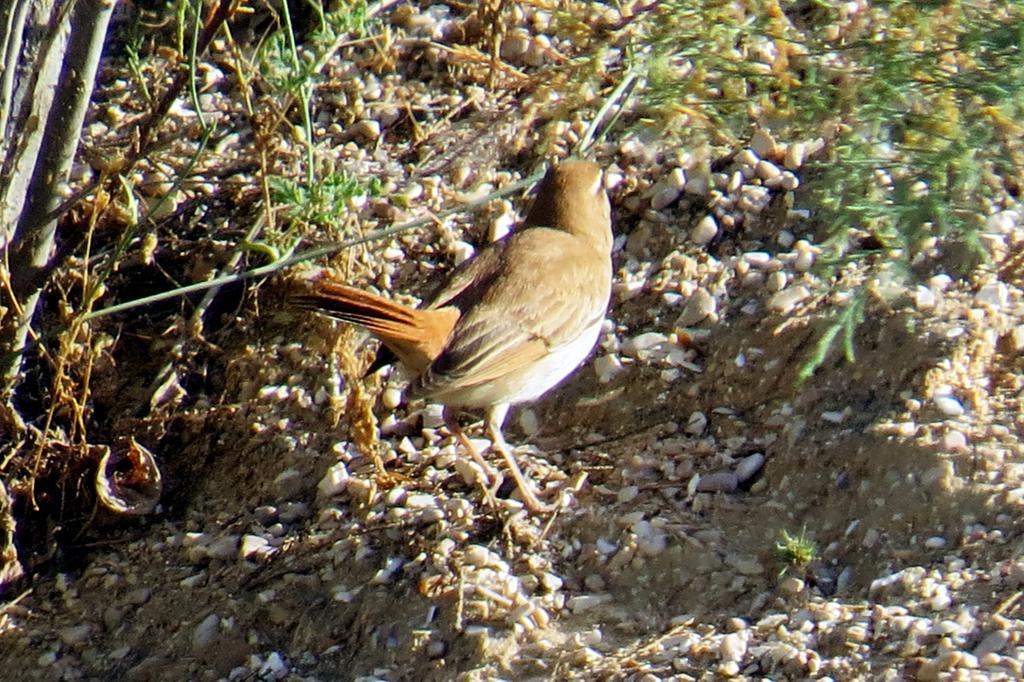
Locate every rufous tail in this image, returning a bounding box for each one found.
[293,281,458,372]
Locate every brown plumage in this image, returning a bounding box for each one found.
[295,160,613,512]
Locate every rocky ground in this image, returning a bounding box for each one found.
[1,2,1022,680]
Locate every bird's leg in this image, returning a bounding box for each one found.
[486,404,555,514]
[444,407,502,508]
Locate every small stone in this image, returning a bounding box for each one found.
[784,142,806,170]
[273,468,304,499]
[518,408,540,437]
[683,174,710,197]
[650,185,680,211]
[381,387,403,409]
[685,411,707,435]
[973,629,1009,656]
[985,210,1017,233]
[766,270,787,292]
[665,167,687,190]
[422,404,446,429]
[349,119,381,141]
[755,159,781,181]
[923,536,947,549]
[938,430,967,454]
[192,614,220,650]
[934,395,964,417]
[451,240,475,265]
[622,332,668,357]
[696,471,738,493]
[317,462,349,498]
[976,281,1008,307]
[240,534,273,560]
[594,354,625,383]
[59,624,92,647]
[768,285,810,313]
[779,576,805,594]
[567,594,611,613]
[207,535,240,560]
[749,129,777,159]
[677,288,716,326]
[735,453,764,483]
[719,632,746,662]
[690,214,718,245]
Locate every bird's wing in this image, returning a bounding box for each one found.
[413,228,610,397]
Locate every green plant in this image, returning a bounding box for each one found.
[775,527,818,575]
[630,1,1023,379]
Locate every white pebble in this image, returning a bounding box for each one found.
[567,594,611,613]
[749,129,777,159]
[755,159,781,181]
[975,281,1007,307]
[451,240,475,265]
[381,387,403,409]
[784,142,806,170]
[594,354,625,383]
[766,270,787,292]
[768,285,810,313]
[317,462,349,498]
[240,534,273,560]
[719,632,747,662]
[934,395,964,417]
[690,214,718,245]
[677,288,716,326]
[518,408,540,437]
[623,332,667,357]
[984,210,1017,233]
[665,167,687,190]
[923,536,947,549]
[685,411,707,435]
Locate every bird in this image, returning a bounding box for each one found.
[294,160,613,512]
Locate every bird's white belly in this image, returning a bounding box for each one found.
[435,317,604,408]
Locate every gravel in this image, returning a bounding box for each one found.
[2,2,1023,681]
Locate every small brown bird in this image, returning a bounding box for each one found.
[296,160,613,512]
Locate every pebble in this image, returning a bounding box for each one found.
[650,186,680,211]
[755,159,781,181]
[677,288,716,326]
[768,285,810,313]
[685,410,707,435]
[934,395,965,417]
[59,624,92,647]
[975,281,1008,307]
[735,453,765,483]
[696,471,738,493]
[567,594,611,613]
[594,354,625,383]
[684,174,710,197]
[240,534,273,560]
[779,576,805,595]
[273,468,304,499]
[317,462,349,498]
[719,632,747,662]
[690,214,718,245]
[207,535,240,560]
[622,332,668,357]
[973,629,1009,656]
[749,129,777,158]
[348,119,381,141]
[192,614,220,649]
[784,142,806,170]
